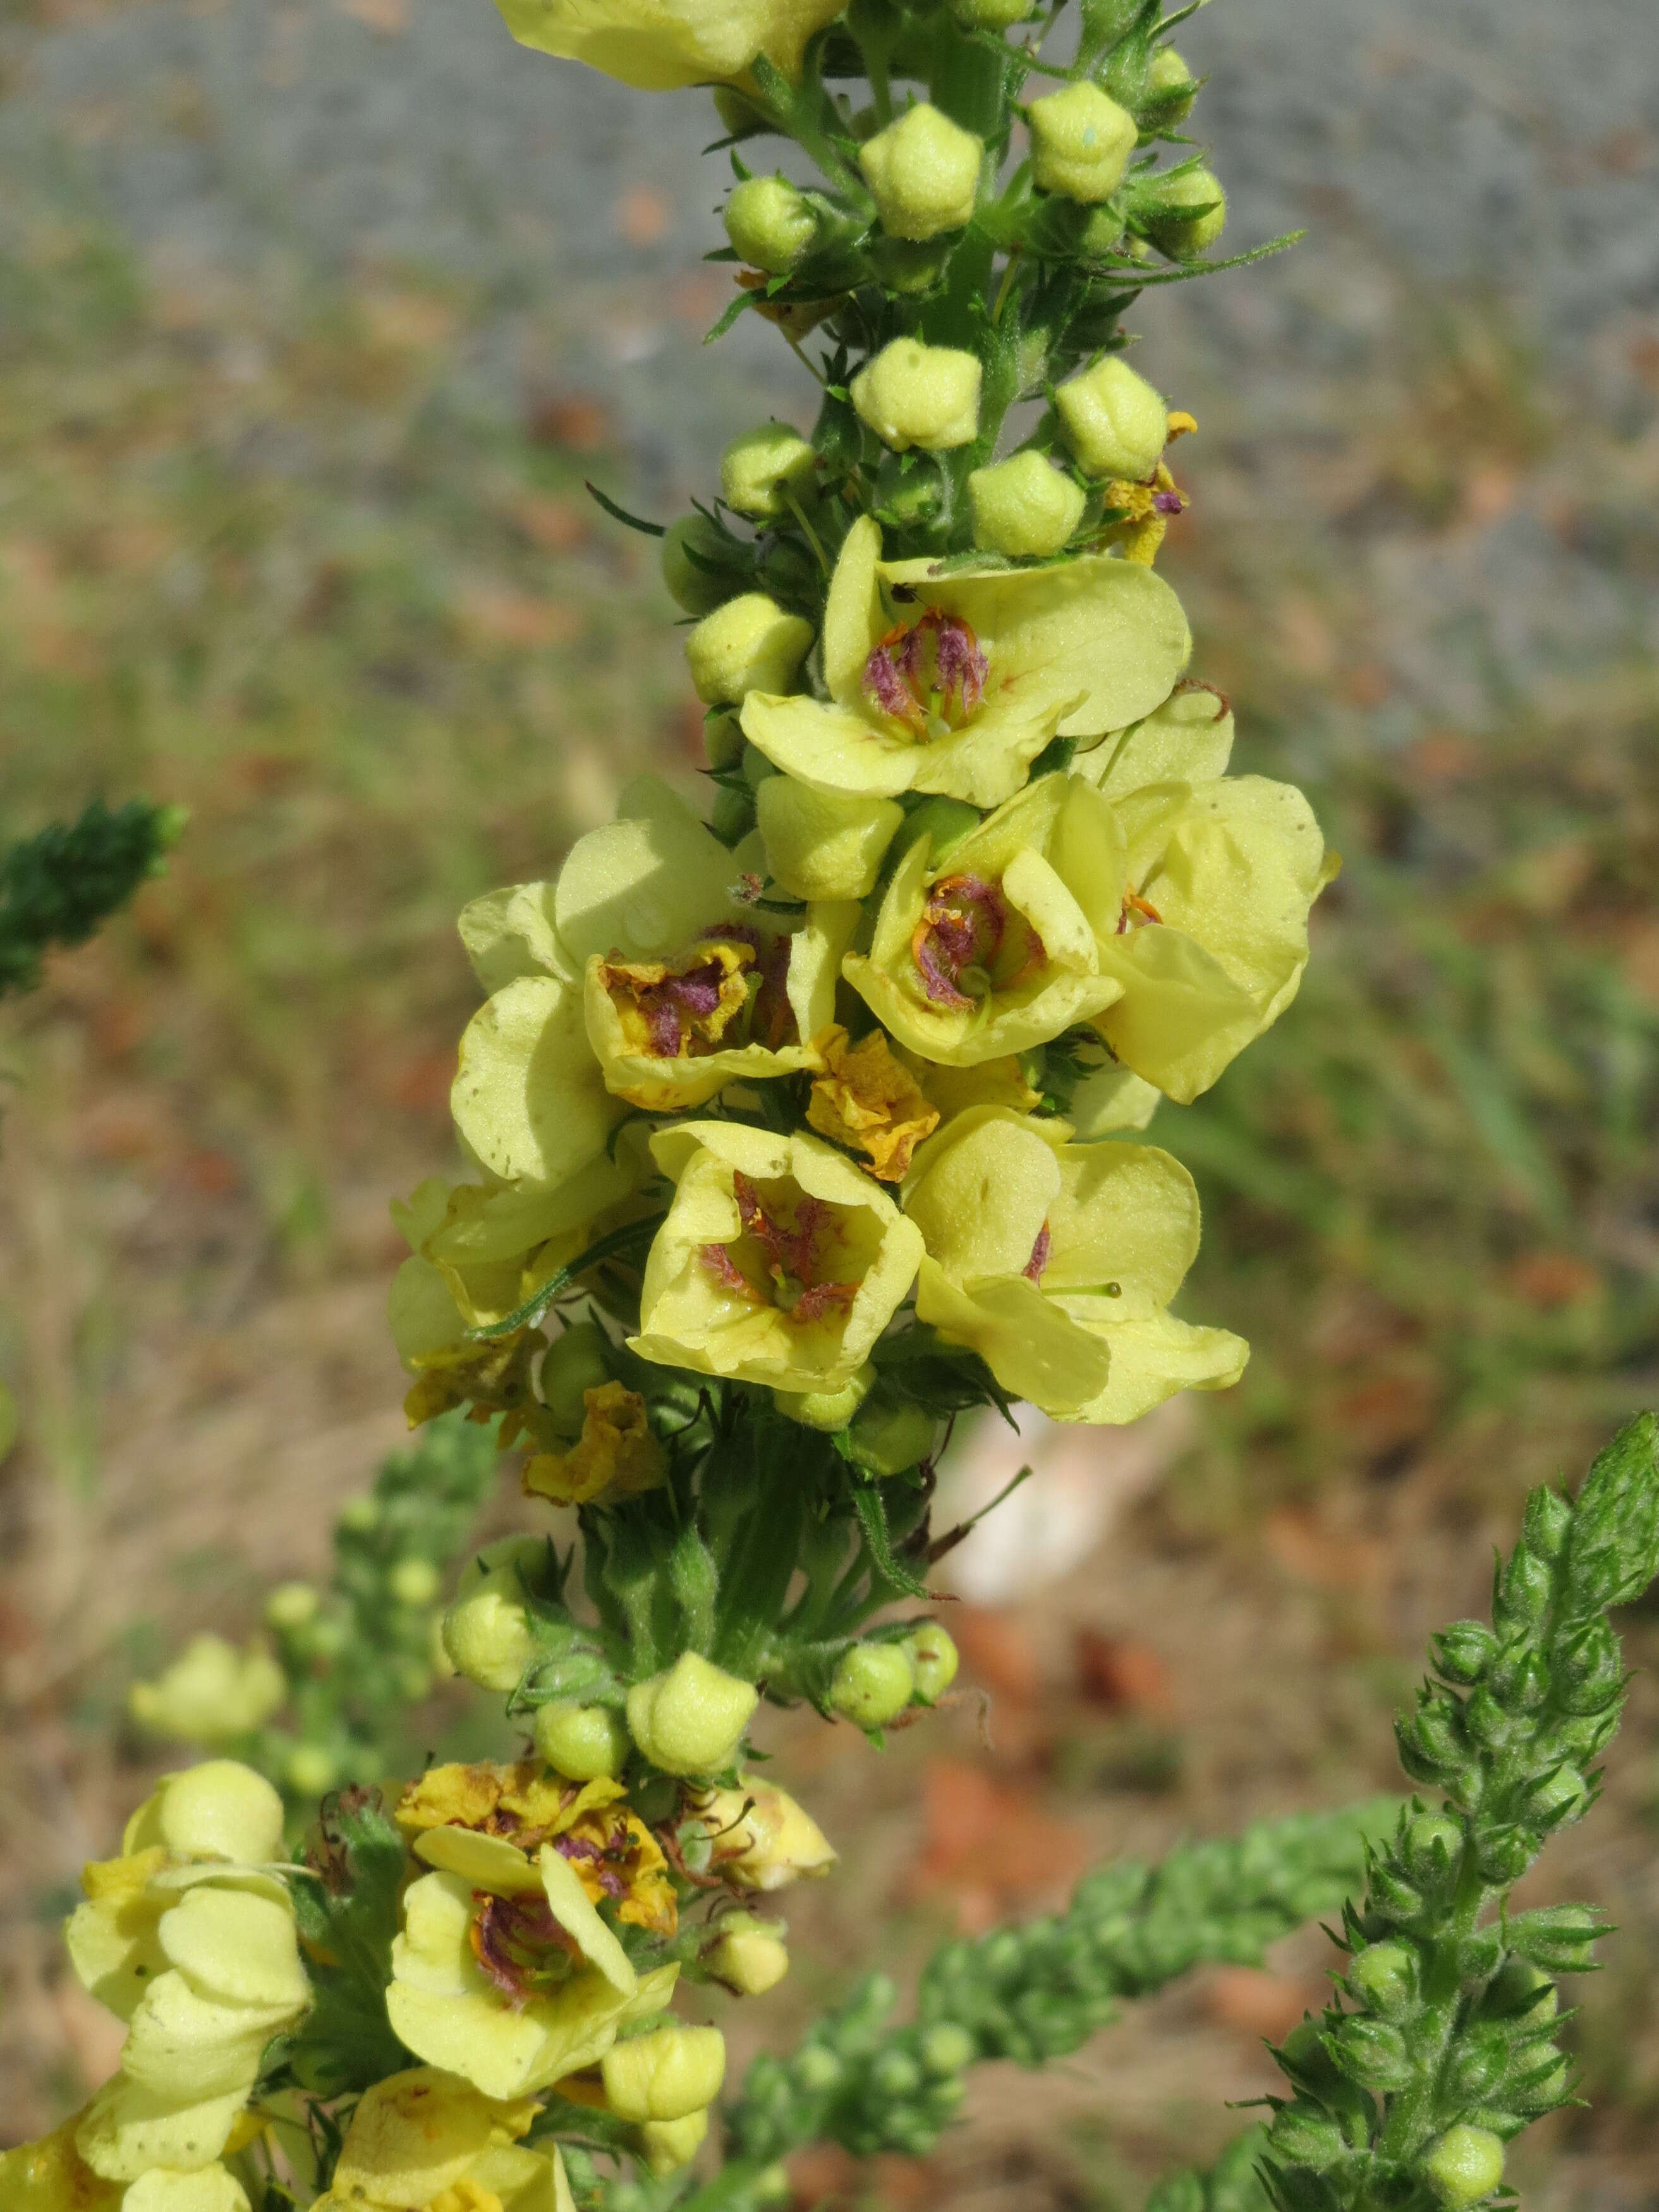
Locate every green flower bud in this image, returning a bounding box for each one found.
[793,2045,843,2093]
[283,1742,340,1799]
[534,1699,632,1780]
[1433,1620,1497,1686]
[830,1641,915,1728]
[741,740,779,790]
[870,2048,921,2098]
[686,592,814,705]
[703,710,745,772]
[265,1581,319,1631]
[920,2023,975,2077]
[1347,1940,1418,2017]
[724,174,818,273]
[773,1364,877,1431]
[388,1555,441,1609]
[949,0,1030,23]
[1054,355,1169,481]
[712,86,767,141]
[858,103,983,241]
[127,1634,287,1744]
[1145,47,1198,124]
[1027,82,1138,204]
[967,449,1086,557]
[702,1912,791,1995]
[1480,1957,1557,2019]
[639,2111,709,2178]
[442,1536,547,1694]
[628,1651,759,1776]
[1267,2106,1349,2170]
[337,1495,380,1534]
[538,1321,614,1437]
[1421,2126,1505,2210]
[904,1622,959,1705]
[661,514,735,617]
[1404,1810,1466,1880]
[901,796,980,865]
[603,2023,727,2123]
[1139,165,1227,258]
[851,338,981,453]
[308,1613,350,1661]
[847,1392,937,1475]
[720,423,820,519]
[867,236,954,295]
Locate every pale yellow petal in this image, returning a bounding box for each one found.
[538,1846,636,1996]
[121,2168,250,2212]
[822,514,884,707]
[1048,1308,1249,1423]
[119,1972,285,2105]
[452,975,623,1184]
[1078,681,1234,797]
[913,1260,1112,1413]
[75,2082,243,2185]
[413,1828,544,1898]
[1045,1141,1201,1311]
[456,881,568,992]
[903,1110,1060,1279]
[332,2067,496,2210]
[156,1887,308,2013]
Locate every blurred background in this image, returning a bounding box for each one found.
[1,0,1657,2199]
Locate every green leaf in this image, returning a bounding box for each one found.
[281,1788,411,2096]
[1,796,183,999]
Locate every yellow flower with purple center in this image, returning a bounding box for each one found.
[844,773,1126,1066]
[740,516,1190,810]
[904,1105,1248,1421]
[387,1761,679,2102]
[631,1123,925,1393]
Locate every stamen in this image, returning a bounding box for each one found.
[1023,1222,1051,1283]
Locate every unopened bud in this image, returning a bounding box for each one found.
[1421,2125,1504,2209]
[1267,2106,1348,2170]
[702,1912,790,1995]
[851,339,981,453]
[1521,1484,1572,1560]
[1505,1901,1604,1972]
[135,1758,286,1864]
[920,2023,975,2076]
[1144,47,1198,125]
[638,2110,708,2177]
[1524,1765,1590,1828]
[968,450,1086,557]
[388,1556,440,1609]
[830,1641,915,1728]
[720,424,819,519]
[284,1742,340,1799]
[534,1699,632,1781]
[265,1582,319,1632]
[628,1651,758,1776]
[1138,165,1226,258]
[904,1622,959,1705]
[1054,355,1168,482]
[724,175,817,273]
[868,236,954,295]
[337,1495,380,1534]
[772,1363,878,1431]
[1433,1620,1497,1686]
[538,1322,614,1438]
[1403,1810,1465,1881]
[685,593,813,705]
[858,104,983,241]
[847,1392,937,1476]
[710,784,757,846]
[1348,1940,1418,2018]
[1328,2015,1413,2091]
[661,514,736,617]
[442,1537,548,1693]
[694,1777,837,1890]
[602,2024,727,2123]
[1027,82,1137,204]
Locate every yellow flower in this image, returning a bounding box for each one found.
[805,1024,940,1182]
[387,1775,679,2101]
[631,1122,925,1392]
[741,516,1189,809]
[324,2065,574,2212]
[904,1105,1247,1421]
[1083,773,1333,1104]
[128,1638,286,1746]
[395,1761,678,1938]
[688,1779,837,1892]
[843,773,1127,1066]
[0,2112,252,2212]
[58,1765,308,2190]
[493,0,844,91]
[523,1381,668,1507]
[561,785,854,1110]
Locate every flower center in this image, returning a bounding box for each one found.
[911,874,1046,1011]
[468,1890,583,2008]
[1116,889,1163,934]
[863,610,988,739]
[602,924,795,1060]
[1023,1222,1051,1282]
[699,1171,860,1324]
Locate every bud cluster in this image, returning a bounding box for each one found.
[1259,1414,1659,2212]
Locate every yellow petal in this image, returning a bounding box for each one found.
[457,880,568,992]
[554,793,746,970]
[414,1828,544,1899]
[1048,1307,1249,1423]
[756,776,902,902]
[1045,1140,1200,1311]
[332,2067,496,2210]
[1077,681,1234,797]
[65,1881,167,2026]
[156,1886,309,2013]
[451,975,623,1185]
[913,1260,1112,1413]
[600,2024,726,2124]
[0,2115,121,2212]
[119,1972,286,2104]
[903,1109,1060,1280]
[121,2167,250,2212]
[538,1846,636,1996]
[75,2081,245,2185]
[493,0,845,90]
[128,1764,284,1868]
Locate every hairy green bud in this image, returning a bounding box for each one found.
[661,513,736,616]
[830,1641,915,1728]
[1421,2125,1504,2208]
[1138,166,1227,258]
[904,1622,959,1705]
[1145,47,1198,125]
[534,1699,631,1780]
[859,104,983,242]
[725,175,818,273]
[1347,1940,1417,2017]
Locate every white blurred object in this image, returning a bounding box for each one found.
[933,1400,1192,1605]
